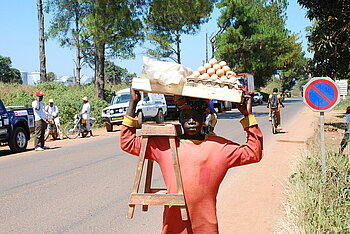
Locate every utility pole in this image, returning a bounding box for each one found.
[205,32,208,62]
[37,0,47,82]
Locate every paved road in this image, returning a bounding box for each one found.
[0,98,306,234]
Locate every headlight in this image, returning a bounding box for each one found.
[119,108,124,113]
[110,109,114,114]
[106,110,110,114]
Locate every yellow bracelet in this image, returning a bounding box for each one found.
[240,114,258,128]
[122,115,138,127]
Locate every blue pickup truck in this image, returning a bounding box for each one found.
[0,99,35,152]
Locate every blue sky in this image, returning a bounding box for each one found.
[0,0,311,78]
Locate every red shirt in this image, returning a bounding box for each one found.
[120,118,263,233]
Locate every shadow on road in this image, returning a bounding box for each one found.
[218,111,270,120]
[325,122,347,131]
[282,98,302,104]
[0,148,34,157]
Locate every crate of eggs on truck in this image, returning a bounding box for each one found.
[132,58,244,103]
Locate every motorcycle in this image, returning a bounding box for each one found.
[64,114,96,139]
[44,115,60,140]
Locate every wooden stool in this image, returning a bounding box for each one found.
[127,124,188,220]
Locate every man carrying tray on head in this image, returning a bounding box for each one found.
[120,89,263,234]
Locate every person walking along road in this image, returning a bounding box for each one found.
[32,92,47,151]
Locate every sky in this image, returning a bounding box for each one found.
[0,0,312,78]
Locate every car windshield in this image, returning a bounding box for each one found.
[111,94,130,104]
[254,93,259,97]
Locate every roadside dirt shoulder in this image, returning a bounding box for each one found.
[217,107,318,234]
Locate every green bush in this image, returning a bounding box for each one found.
[334,96,350,111]
[0,82,128,127]
[260,78,283,94]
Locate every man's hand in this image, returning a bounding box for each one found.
[126,88,141,117]
[237,92,252,116]
[130,88,141,103]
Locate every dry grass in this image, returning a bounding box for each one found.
[280,119,350,233]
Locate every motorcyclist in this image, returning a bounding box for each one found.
[81,96,93,136]
[45,99,63,139]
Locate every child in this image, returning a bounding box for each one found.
[120,89,263,234]
[340,106,350,153]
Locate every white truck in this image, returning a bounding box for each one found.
[102,88,167,131]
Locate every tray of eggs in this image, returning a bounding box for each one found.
[186,58,243,90]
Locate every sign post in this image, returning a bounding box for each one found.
[335,79,348,100]
[303,77,340,183]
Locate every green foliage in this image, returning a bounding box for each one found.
[0,56,22,84]
[260,78,283,94]
[45,0,90,85]
[298,0,350,79]
[84,0,146,99]
[145,0,215,63]
[104,61,136,85]
[284,147,349,233]
[47,72,57,82]
[46,0,146,98]
[0,82,120,127]
[334,96,350,111]
[215,0,307,89]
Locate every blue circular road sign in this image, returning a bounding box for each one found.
[303,77,340,112]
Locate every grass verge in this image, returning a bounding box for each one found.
[282,129,350,233]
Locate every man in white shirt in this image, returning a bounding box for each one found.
[81,96,93,136]
[32,92,47,151]
[45,99,63,139]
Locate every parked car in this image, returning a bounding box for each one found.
[253,92,263,105]
[102,88,167,132]
[0,99,35,152]
[164,95,180,119]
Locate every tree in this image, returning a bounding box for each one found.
[46,0,90,85]
[37,0,47,82]
[47,72,57,82]
[297,0,350,79]
[82,0,146,100]
[104,61,136,85]
[214,0,307,88]
[145,0,215,63]
[0,56,22,84]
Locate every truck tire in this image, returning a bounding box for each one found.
[155,109,164,124]
[105,122,113,132]
[9,127,28,152]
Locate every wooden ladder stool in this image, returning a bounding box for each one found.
[127,123,188,221]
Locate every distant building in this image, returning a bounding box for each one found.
[20,71,93,86]
[20,71,40,85]
[55,76,75,86]
[81,76,94,85]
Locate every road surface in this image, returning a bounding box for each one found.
[0,98,306,233]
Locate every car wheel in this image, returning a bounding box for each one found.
[105,122,113,132]
[9,127,28,152]
[155,109,164,124]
